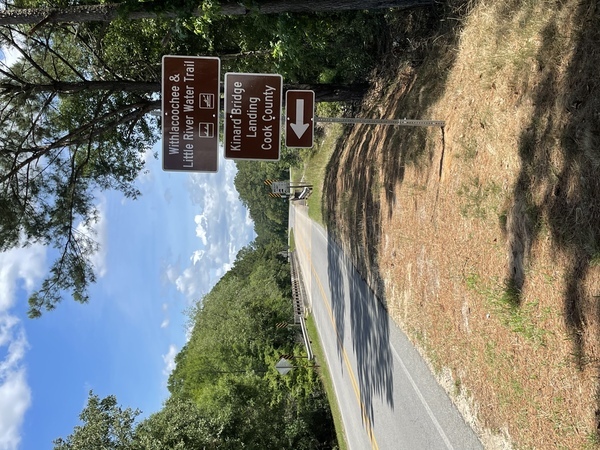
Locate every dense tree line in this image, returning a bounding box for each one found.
[235,157,294,247]
[54,242,338,449]
[1,0,433,25]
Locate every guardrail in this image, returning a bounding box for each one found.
[290,251,314,360]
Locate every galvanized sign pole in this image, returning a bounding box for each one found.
[315,116,445,128]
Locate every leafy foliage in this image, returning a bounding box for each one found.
[53,391,140,450]
[55,244,337,449]
[134,397,227,450]
[166,243,336,448]
[11,0,387,84]
[234,157,294,248]
[0,22,160,316]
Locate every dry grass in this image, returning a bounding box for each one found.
[322,0,600,448]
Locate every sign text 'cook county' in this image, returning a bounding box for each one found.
[224,73,283,161]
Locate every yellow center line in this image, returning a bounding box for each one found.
[295,214,379,450]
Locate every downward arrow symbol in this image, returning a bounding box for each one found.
[290,99,309,138]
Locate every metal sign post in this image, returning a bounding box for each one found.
[315,116,445,127]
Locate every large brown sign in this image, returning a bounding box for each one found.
[162,56,220,172]
[285,90,315,148]
[224,73,283,161]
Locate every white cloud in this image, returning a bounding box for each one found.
[174,266,210,301]
[0,365,30,450]
[75,196,108,278]
[161,345,178,378]
[190,250,204,265]
[164,264,179,285]
[0,245,45,312]
[194,214,208,246]
[0,244,45,450]
[164,158,255,303]
[245,209,254,227]
[0,45,20,69]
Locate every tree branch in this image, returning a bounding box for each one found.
[0,28,55,82]
[1,98,160,184]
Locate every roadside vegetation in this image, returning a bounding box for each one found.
[54,152,341,447]
[305,315,348,450]
[298,0,600,448]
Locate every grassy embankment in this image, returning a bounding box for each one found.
[290,102,349,449]
[298,0,600,448]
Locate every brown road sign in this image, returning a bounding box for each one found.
[285,90,315,148]
[224,73,283,161]
[162,55,220,172]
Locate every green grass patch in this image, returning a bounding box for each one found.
[288,227,296,253]
[305,124,342,225]
[465,272,551,346]
[305,314,348,450]
[457,176,502,220]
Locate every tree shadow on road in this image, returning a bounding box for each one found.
[326,231,394,427]
[321,0,466,428]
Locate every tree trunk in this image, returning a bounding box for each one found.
[0,0,434,26]
[1,80,368,103]
[0,80,162,95]
[284,83,368,103]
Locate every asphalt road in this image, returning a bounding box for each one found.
[291,204,483,450]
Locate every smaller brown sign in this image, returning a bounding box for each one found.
[162,56,220,172]
[285,90,315,148]
[224,73,283,161]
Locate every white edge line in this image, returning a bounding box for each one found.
[391,345,455,450]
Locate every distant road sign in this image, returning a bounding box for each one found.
[224,73,283,161]
[285,90,315,148]
[275,358,294,375]
[162,55,220,172]
[271,181,289,194]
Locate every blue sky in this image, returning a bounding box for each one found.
[0,145,256,449]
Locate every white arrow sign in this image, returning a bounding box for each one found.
[285,90,314,148]
[290,98,310,138]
